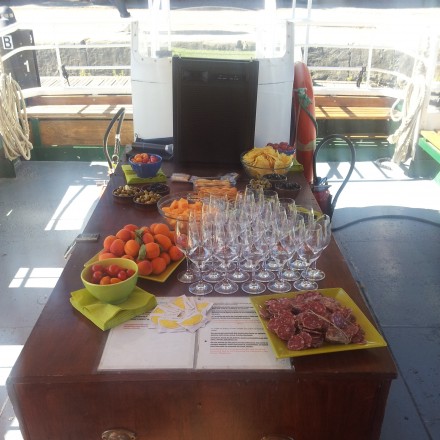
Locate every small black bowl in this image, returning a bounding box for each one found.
[141,183,170,196]
[274,181,302,200]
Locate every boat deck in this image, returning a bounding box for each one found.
[0,159,439,440]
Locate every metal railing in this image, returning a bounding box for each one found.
[1,8,439,100]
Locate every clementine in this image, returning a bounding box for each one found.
[124,223,139,232]
[98,252,116,261]
[160,251,171,266]
[137,260,153,276]
[152,223,171,237]
[116,228,133,242]
[124,239,141,258]
[154,233,172,251]
[145,242,161,259]
[168,245,184,261]
[109,238,125,257]
[103,235,117,251]
[142,232,155,245]
[151,256,167,275]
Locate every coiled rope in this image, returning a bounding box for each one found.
[0,59,33,161]
[387,61,428,165]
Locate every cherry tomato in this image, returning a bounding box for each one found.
[91,264,104,272]
[110,277,121,284]
[107,264,121,277]
[117,270,128,281]
[92,270,103,284]
[126,269,135,277]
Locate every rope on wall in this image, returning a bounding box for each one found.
[0,60,33,161]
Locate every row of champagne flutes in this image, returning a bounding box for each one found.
[173,186,331,296]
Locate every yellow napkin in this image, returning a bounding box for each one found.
[70,286,157,331]
[149,295,213,333]
[122,165,167,184]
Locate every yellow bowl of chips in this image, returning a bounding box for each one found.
[240,146,293,179]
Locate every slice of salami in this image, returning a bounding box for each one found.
[301,312,325,331]
[325,327,350,344]
[306,300,327,315]
[287,334,306,351]
[298,331,313,348]
[276,324,296,341]
[330,310,349,329]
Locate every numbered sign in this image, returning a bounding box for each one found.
[0,29,40,89]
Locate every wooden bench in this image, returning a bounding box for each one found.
[314,95,394,120]
[313,95,396,142]
[24,93,395,155]
[25,94,134,147]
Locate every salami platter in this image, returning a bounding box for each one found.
[251,288,387,358]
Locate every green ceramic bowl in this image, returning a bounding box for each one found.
[81,258,139,304]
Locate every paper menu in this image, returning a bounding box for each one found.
[98,297,291,371]
[196,298,291,370]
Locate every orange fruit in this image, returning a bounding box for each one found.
[100,276,111,285]
[168,245,184,261]
[149,223,159,235]
[160,251,171,266]
[145,242,160,259]
[152,223,171,237]
[169,230,177,245]
[103,235,117,251]
[154,233,172,251]
[124,223,139,232]
[139,226,151,234]
[142,232,155,245]
[137,260,153,276]
[98,252,116,261]
[109,238,125,257]
[151,256,167,275]
[124,239,140,258]
[116,228,133,242]
[122,254,135,261]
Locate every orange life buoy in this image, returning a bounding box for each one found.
[291,62,317,184]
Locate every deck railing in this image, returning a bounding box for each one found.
[1,6,439,102]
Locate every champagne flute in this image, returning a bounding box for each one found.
[175,216,197,283]
[290,204,314,270]
[186,213,213,295]
[293,223,323,291]
[213,211,239,294]
[267,206,292,293]
[254,200,276,282]
[281,215,304,282]
[241,229,267,295]
[303,214,331,281]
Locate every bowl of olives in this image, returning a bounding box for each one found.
[112,185,142,204]
[133,190,163,210]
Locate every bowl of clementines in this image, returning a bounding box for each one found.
[81,258,139,304]
[129,153,162,178]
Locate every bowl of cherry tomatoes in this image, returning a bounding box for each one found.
[129,153,162,178]
[81,258,138,304]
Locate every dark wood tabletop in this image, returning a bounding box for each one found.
[7,160,397,440]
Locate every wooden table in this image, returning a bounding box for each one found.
[7,161,397,440]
